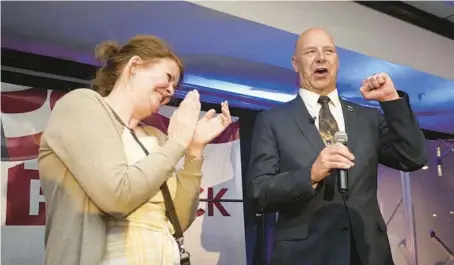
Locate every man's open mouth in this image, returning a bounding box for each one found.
[314,68,329,75]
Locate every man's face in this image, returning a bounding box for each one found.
[292,29,339,94]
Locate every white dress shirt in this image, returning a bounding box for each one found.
[299,88,346,133]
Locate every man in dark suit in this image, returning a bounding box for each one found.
[247,28,427,265]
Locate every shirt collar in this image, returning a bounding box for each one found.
[299,88,340,108]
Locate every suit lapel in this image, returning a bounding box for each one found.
[340,99,358,153]
[285,97,325,155]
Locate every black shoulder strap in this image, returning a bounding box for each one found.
[108,107,185,240]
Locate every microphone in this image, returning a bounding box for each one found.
[308,115,316,124]
[334,131,349,195]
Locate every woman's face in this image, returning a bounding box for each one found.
[129,58,181,118]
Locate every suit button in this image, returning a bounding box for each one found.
[341,226,349,232]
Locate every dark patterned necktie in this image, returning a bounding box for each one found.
[318,95,338,201]
[318,96,339,145]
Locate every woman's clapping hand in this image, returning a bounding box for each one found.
[168,91,232,153]
[167,90,201,149]
[191,101,232,148]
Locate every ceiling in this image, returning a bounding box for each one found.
[1,1,454,134]
[405,1,454,22]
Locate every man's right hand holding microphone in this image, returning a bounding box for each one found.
[311,143,355,187]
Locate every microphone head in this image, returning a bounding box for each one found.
[334,131,348,144]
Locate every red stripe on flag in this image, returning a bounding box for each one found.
[1,88,48,113]
[49,90,66,110]
[6,133,42,161]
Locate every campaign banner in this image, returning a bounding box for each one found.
[1,82,247,265]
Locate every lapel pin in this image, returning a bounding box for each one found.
[347,105,354,112]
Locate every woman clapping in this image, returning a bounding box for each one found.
[38,35,231,265]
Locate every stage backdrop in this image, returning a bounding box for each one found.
[1,82,247,265]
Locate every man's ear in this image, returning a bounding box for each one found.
[291,56,299,73]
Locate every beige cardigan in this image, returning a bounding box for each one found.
[38,89,202,265]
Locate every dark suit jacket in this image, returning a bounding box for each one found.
[247,91,427,265]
